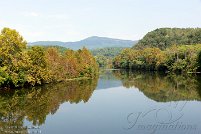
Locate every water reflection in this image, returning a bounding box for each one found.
[96,70,122,90]
[0,70,201,134]
[112,70,201,102]
[0,78,98,133]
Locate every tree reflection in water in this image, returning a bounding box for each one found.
[0,70,201,133]
[0,78,98,133]
[112,70,201,102]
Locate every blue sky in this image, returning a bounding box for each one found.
[0,0,201,42]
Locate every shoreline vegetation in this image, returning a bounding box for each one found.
[0,28,99,89]
[1,27,201,89]
[113,28,201,74]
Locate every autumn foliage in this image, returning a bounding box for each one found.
[113,45,201,73]
[0,28,99,88]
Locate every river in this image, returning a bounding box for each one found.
[0,70,201,134]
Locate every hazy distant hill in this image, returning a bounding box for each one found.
[29,36,137,50]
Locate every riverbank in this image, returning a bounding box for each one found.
[113,45,201,74]
[0,28,99,89]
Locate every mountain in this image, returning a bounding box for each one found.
[133,28,201,50]
[29,41,65,46]
[29,36,137,50]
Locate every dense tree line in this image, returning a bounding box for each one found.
[134,28,201,50]
[94,55,110,67]
[0,28,98,88]
[91,47,126,57]
[91,47,126,68]
[113,28,201,73]
[113,44,201,73]
[28,45,68,54]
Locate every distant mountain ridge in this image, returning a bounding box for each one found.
[29,36,137,50]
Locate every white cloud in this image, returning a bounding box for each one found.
[46,14,69,20]
[30,12,39,17]
[22,11,70,20]
[22,12,40,17]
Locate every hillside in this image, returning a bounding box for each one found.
[91,47,126,57]
[91,47,127,68]
[29,36,137,50]
[133,28,201,50]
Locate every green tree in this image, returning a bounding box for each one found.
[113,44,201,73]
[198,51,201,72]
[0,28,27,87]
[0,28,99,88]
[0,28,26,65]
[133,28,201,50]
[27,46,50,85]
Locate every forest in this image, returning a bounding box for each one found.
[91,47,126,68]
[0,28,99,88]
[29,46,125,68]
[113,28,201,73]
[134,28,201,50]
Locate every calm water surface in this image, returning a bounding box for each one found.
[0,70,201,134]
